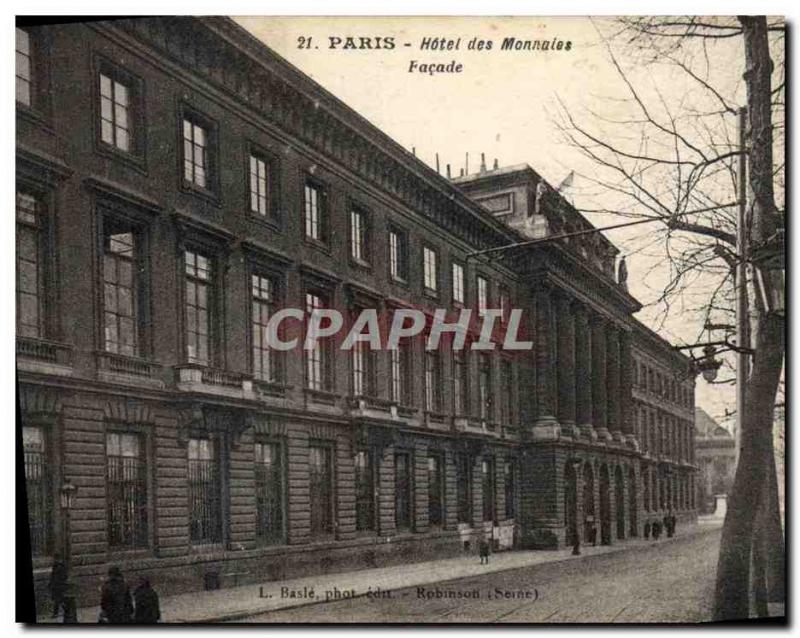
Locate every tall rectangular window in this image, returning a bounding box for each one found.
[456,454,472,524]
[428,454,444,528]
[304,182,323,241]
[388,227,408,281]
[183,118,208,188]
[251,274,276,382]
[424,349,442,412]
[452,262,465,305]
[309,444,334,537]
[188,438,221,544]
[100,73,131,152]
[479,353,493,421]
[453,350,468,415]
[16,192,43,338]
[389,341,410,405]
[482,458,495,522]
[249,154,270,216]
[106,432,148,549]
[354,449,375,532]
[504,459,516,518]
[477,276,488,317]
[184,250,212,365]
[352,340,375,397]
[16,28,32,106]
[305,292,330,391]
[350,208,367,261]
[23,426,51,556]
[499,287,510,324]
[394,452,412,531]
[423,246,438,292]
[255,440,284,543]
[103,227,138,357]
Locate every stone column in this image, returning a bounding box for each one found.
[606,325,623,442]
[591,317,610,440]
[533,287,558,438]
[574,305,595,439]
[556,293,577,436]
[618,330,636,448]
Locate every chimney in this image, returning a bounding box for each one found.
[460,168,464,177]
[435,153,440,174]
[446,164,451,179]
[493,158,499,170]
[480,152,487,173]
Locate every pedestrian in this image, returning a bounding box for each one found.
[48,553,68,619]
[133,577,161,624]
[652,520,661,540]
[589,524,598,546]
[62,583,78,624]
[672,514,678,535]
[664,515,672,538]
[479,537,490,565]
[100,566,133,624]
[571,529,581,556]
[643,522,650,540]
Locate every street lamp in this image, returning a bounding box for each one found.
[697,345,722,383]
[59,479,78,623]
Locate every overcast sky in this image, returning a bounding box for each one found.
[234,16,766,424]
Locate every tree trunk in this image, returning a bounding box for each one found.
[713,16,785,621]
[763,444,785,604]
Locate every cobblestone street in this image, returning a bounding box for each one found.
[241,526,721,623]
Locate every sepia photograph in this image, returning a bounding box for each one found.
[13,11,786,625]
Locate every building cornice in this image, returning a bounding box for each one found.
[107,17,519,255]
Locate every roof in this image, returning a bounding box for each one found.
[695,407,733,438]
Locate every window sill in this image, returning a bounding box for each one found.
[254,379,290,399]
[303,236,332,255]
[105,547,153,562]
[248,212,281,233]
[181,180,221,206]
[96,350,162,381]
[349,256,372,272]
[17,336,74,367]
[16,103,53,133]
[304,387,339,406]
[389,275,409,288]
[423,287,440,300]
[96,141,147,174]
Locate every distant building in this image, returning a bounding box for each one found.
[694,408,735,514]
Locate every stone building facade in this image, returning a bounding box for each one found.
[16,17,697,610]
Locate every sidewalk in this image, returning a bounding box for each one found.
[39,522,721,624]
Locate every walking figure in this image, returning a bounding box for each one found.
[479,538,491,565]
[48,554,68,620]
[100,566,133,624]
[133,577,161,624]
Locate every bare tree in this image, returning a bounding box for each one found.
[552,15,785,620]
